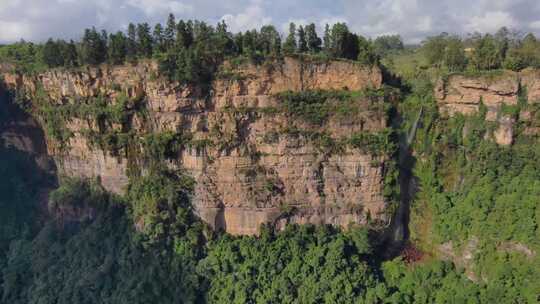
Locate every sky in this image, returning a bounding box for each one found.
[1,0,540,44]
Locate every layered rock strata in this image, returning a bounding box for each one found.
[2,57,390,235]
[434,69,540,145]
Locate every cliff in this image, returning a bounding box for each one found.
[2,57,390,235]
[434,69,540,145]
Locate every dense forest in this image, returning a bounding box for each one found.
[0,15,539,304]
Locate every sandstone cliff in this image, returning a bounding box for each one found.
[434,69,540,145]
[2,57,391,235]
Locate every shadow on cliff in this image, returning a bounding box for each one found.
[0,82,58,221]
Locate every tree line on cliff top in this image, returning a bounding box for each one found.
[0,14,385,81]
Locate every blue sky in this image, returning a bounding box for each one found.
[1,0,540,44]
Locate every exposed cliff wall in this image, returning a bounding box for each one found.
[434,69,540,145]
[2,57,391,235]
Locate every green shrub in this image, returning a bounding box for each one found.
[348,129,396,156]
[142,131,193,161]
[48,177,109,212]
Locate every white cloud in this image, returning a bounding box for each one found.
[126,0,193,16]
[0,20,32,42]
[220,0,271,32]
[467,11,516,33]
[279,19,308,34]
[318,16,348,29]
[530,20,540,29]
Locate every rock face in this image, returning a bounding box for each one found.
[2,57,389,235]
[434,71,519,117]
[434,70,540,145]
[0,87,56,177]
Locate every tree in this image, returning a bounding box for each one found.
[233,32,245,54]
[357,35,378,65]
[323,24,331,53]
[422,33,449,67]
[373,35,404,57]
[81,27,107,65]
[328,23,358,60]
[126,23,138,60]
[212,21,236,57]
[241,29,258,57]
[62,40,79,67]
[153,23,165,54]
[164,13,176,50]
[297,25,308,53]
[137,23,153,57]
[444,36,467,72]
[108,32,127,65]
[470,34,504,70]
[504,33,540,71]
[259,25,281,56]
[42,39,63,68]
[283,22,297,55]
[305,23,322,53]
[176,20,193,49]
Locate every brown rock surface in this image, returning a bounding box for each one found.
[520,68,540,103]
[434,69,540,145]
[434,71,519,117]
[2,57,389,235]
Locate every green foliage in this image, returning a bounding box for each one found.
[397,67,540,300]
[275,89,368,125]
[81,27,107,65]
[504,33,540,71]
[422,33,467,72]
[158,47,214,85]
[1,202,204,304]
[108,31,127,65]
[373,35,404,57]
[382,259,482,303]
[469,33,507,71]
[136,23,154,57]
[199,225,382,304]
[283,23,297,55]
[0,42,47,73]
[48,177,109,212]
[126,168,199,247]
[142,130,193,161]
[19,89,144,154]
[500,103,520,118]
[305,23,322,53]
[325,23,359,60]
[39,39,79,68]
[297,25,308,53]
[348,128,397,156]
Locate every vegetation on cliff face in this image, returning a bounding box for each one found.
[2,77,539,303]
[393,57,540,302]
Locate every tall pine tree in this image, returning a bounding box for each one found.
[283,22,297,55]
[153,23,165,54]
[305,23,321,53]
[108,32,127,65]
[126,23,138,61]
[137,23,153,57]
[164,13,176,50]
[81,27,107,65]
[297,25,308,53]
